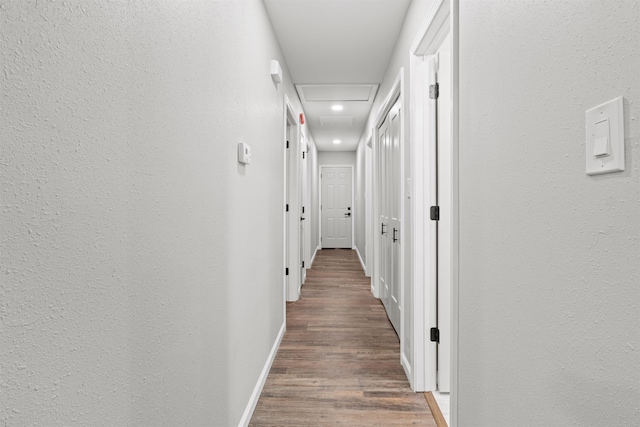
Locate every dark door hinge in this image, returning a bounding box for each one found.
[302,206,305,214]
[286,140,289,149]
[286,204,289,212]
[285,267,289,276]
[429,83,439,99]
[302,261,305,268]
[430,206,440,221]
[302,152,305,159]
[430,327,440,343]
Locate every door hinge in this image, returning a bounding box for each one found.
[302,206,305,214]
[286,204,289,212]
[430,206,440,221]
[302,152,306,159]
[302,261,305,268]
[286,140,289,149]
[285,268,289,276]
[429,83,439,99]
[430,327,440,343]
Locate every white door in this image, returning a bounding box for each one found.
[300,137,308,285]
[321,167,352,249]
[378,117,390,310]
[287,123,302,301]
[435,46,451,393]
[424,45,452,393]
[388,101,402,334]
[378,98,402,334]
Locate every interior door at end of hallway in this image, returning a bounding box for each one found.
[321,167,352,249]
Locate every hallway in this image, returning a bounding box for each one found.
[250,249,436,426]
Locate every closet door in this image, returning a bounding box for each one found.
[378,117,390,310]
[387,100,401,334]
[378,98,401,335]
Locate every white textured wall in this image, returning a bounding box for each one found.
[1,1,302,425]
[458,1,640,426]
[317,151,357,167]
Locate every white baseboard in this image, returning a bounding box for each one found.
[309,245,320,268]
[370,275,379,298]
[355,245,366,273]
[401,352,413,390]
[238,322,285,427]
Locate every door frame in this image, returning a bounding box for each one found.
[318,164,355,250]
[409,0,459,423]
[364,133,374,279]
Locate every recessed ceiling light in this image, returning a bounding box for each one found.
[331,105,344,111]
[333,139,341,144]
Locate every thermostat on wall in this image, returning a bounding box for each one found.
[238,142,251,165]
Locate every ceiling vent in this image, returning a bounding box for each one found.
[320,116,355,127]
[296,84,378,102]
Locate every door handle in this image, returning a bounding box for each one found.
[344,212,351,217]
[381,223,387,235]
[393,227,398,242]
[300,217,305,221]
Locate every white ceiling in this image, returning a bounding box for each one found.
[263,0,412,151]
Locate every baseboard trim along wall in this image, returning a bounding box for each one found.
[401,352,413,390]
[310,245,320,269]
[355,245,366,274]
[238,322,285,427]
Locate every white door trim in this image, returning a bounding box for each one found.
[364,133,374,280]
[409,0,459,424]
[318,164,355,249]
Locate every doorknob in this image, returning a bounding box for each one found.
[344,212,351,217]
[300,217,305,221]
[393,227,398,242]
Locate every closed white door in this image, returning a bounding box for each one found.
[300,138,308,285]
[321,167,352,249]
[378,117,390,310]
[378,99,401,334]
[388,101,402,334]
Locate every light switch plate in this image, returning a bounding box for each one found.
[585,97,624,175]
[238,142,251,165]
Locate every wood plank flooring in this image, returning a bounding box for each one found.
[249,249,436,426]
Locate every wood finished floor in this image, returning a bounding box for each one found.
[250,249,436,426]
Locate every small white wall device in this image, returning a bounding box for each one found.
[238,142,251,165]
[270,60,282,84]
[585,97,624,175]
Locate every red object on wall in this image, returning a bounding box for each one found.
[299,113,305,125]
